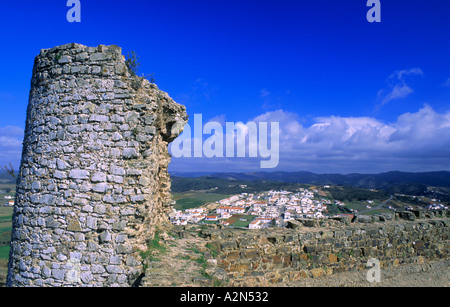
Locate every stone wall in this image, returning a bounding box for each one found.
[199,211,449,286]
[7,43,187,287]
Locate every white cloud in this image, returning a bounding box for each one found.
[389,68,423,80]
[169,105,450,173]
[269,106,450,172]
[0,126,24,137]
[443,78,450,87]
[389,104,450,145]
[0,126,24,170]
[380,84,414,106]
[377,68,424,108]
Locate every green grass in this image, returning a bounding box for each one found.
[0,207,13,217]
[0,206,12,279]
[344,200,381,213]
[172,192,230,211]
[0,215,12,222]
[0,246,9,259]
[226,214,257,228]
[0,226,11,233]
[0,208,13,234]
[139,230,167,264]
[365,208,393,215]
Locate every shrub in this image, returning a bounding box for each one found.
[125,51,140,77]
[125,51,156,86]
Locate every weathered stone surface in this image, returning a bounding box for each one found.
[286,219,302,229]
[170,215,449,287]
[399,211,416,221]
[69,169,90,180]
[67,218,82,232]
[7,43,187,287]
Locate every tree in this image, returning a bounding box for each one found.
[1,162,16,179]
[125,51,141,76]
[125,51,156,84]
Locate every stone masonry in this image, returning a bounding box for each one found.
[141,210,449,287]
[7,43,188,286]
[202,211,450,286]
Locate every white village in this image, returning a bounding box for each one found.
[169,188,330,229]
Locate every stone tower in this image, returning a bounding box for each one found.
[7,43,187,286]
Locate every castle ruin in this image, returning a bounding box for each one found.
[7,43,187,286]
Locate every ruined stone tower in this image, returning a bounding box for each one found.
[7,43,187,286]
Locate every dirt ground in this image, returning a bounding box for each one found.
[141,231,449,288]
[286,259,449,287]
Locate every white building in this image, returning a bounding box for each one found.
[219,195,240,205]
[205,215,218,221]
[249,217,273,229]
[216,206,245,215]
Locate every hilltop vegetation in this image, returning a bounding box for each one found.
[171,176,304,195]
[326,186,388,202]
[171,171,450,203]
[172,192,231,211]
[172,171,450,193]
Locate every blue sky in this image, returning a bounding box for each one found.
[1,0,450,173]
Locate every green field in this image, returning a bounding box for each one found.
[226,214,257,228]
[345,200,381,212]
[0,207,12,286]
[0,246,9,259]
[0,207,13,216]
[0,207,13,235]
[172,192,230,211]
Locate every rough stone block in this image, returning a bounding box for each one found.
[69,169,90,180]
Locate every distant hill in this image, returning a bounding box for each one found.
[211,171,450,187]
[170,175,303,194]
[0,172,17,185]
[170,171,450,196]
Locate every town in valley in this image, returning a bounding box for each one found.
[169,185,449,229]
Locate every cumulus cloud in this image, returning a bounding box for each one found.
[252,105,450,173]
[170,105,450,173]
[172,105,450,173]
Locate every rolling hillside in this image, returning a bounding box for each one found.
[170,171,450,198]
